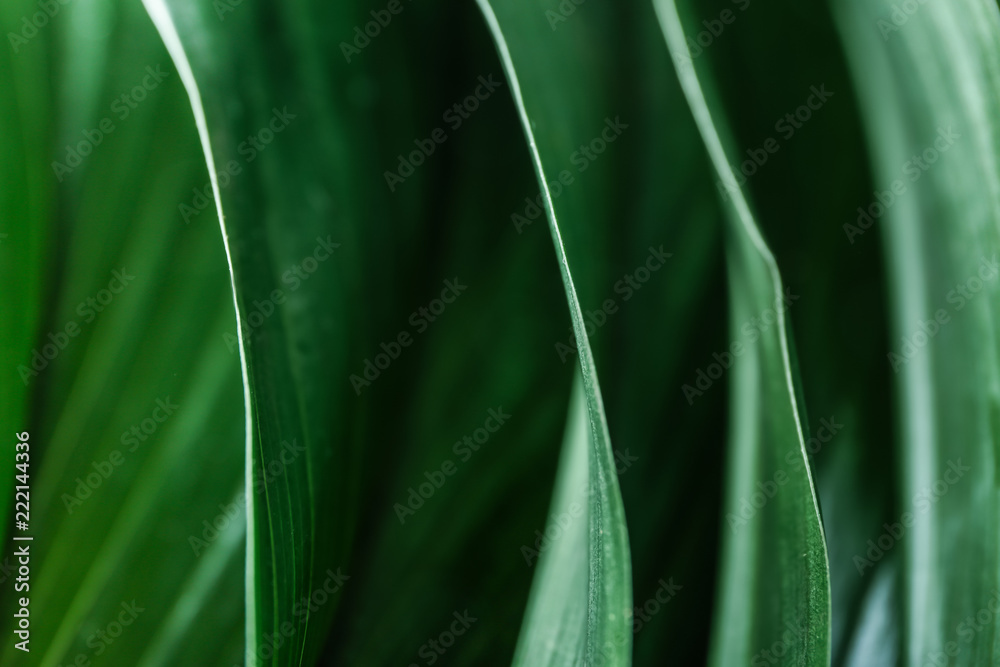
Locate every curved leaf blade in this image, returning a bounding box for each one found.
[832,0,1000,663]
[474,1,634,664]
[652,1,832,664]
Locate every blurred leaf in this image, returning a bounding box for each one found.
[0,0,53,548]
[833,0,1000,663]
[0,0,246,665]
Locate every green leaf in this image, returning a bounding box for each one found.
[0,0,53,549]
[833,0,1000,663]
[512,374,591,666]
[652,1,831,664]
[13,0,1000,663]
[0,1,247,664]
[141,1,376,661]
[143,1,606,665]
[474,1,634,664]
